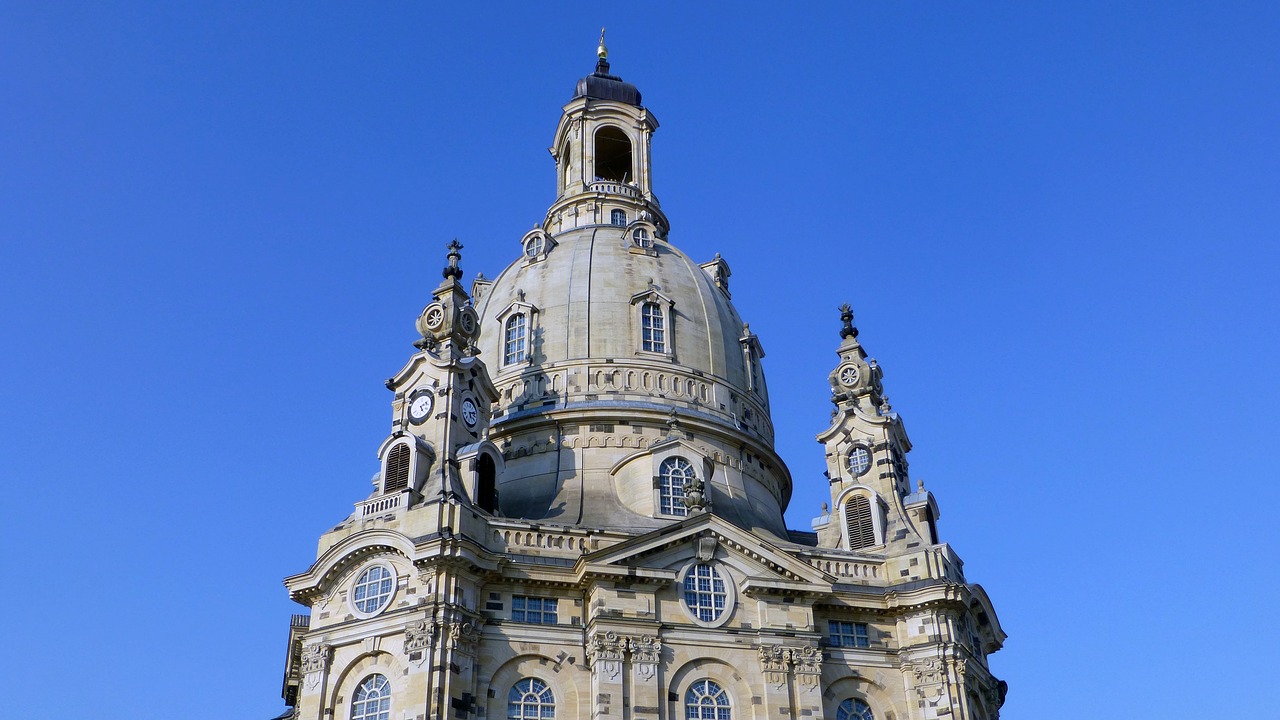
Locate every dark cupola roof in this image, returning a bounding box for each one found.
[573,31,642,106]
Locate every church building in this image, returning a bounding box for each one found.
[277,40,1006,720]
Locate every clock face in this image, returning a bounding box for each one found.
[838,364,860,387]
[408,390,434,424]
[460,398,479,427]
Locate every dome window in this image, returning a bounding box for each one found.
[504,314,528,366]
[658,456,695,517]
[610,209,627,226]
[523,235,543,258]
[641,302,665,353]
[632,228,650,247]
[594,125,632,183]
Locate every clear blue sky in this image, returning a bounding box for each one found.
[2,3,1277,718]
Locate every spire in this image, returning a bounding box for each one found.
[838,303,859,340]
[595,28,611,75]
[597,28,608,59]
[442,239,464,281]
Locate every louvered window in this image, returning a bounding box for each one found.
[384,444,411,492]
[844,495,876,550]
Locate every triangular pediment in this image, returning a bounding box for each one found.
[575,513,834,593]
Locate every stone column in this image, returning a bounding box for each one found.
[758,644,794,718]
[627,635,662,720]
[791,645,824,718]
[298,642,332,720]
[586,631,626,720]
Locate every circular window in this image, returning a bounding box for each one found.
[524,235,544,258]
[847,445,871,477]
[681,562,733,625]
[351,563,396,617]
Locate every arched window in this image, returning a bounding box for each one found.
[641,302,665,353]
[507,677,554,720]
[658,456,694,516]
[682,564,727,622]
[504,314,527,365]
[351,674,391,720]
[384,443,411,492]
[594,126,632,182]
[685,679,731,720]
[836,699,874,720]
[611,209,627,226]
[476,453,497,513]
[632,228,650,247]
[844,494,876,550]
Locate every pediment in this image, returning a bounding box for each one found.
[575,513,834,593]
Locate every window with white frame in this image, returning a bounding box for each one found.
[836,698,874,720]
[641,302,665,353]
[659,456,694,516]
[829,620,870,648]
[844,494,876,550]
[508,678,555,720]
[686,679,731,720]
[351,563,396,616]
[632,228,651,247]
[683,563,727,622]
[511,595,557,624]
[504,313,527,365]
[351,674,391,720]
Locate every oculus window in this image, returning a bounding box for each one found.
[682,563,728,623]
[351,564,395,616]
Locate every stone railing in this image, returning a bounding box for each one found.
[808,557,882,581]
[356,492,405,519]
[488,524,595,556]
[589,180,642,199]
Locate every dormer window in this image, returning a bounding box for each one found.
[632,228,650,247]
[658,456,695,516]
[504,313,528,365]
[611,209,627,226]
[384,443,411,492]
[523,235,544,258]
[641,302,665,353]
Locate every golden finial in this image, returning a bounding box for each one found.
[597,28,608,59]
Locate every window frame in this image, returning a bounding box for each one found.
[351,674,392,720]
[511,595,559,625]
[507,677,555,720]
[836,698,874,720]
[657,456,695,517]
[350,561,397,618]
[828,620,871,648]
[504,313,528,366]
[685,679,731,720]
[680,562,734,627]
[629,288,676,360]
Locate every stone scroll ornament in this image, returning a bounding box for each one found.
[587,631,626,680]
[627,635,662,680]
[300,643,332,689]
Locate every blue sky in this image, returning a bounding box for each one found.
[1,3,1277,718]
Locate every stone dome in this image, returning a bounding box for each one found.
[474,224,772,444]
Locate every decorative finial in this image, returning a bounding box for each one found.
[838,303,859,339]
[597,28,608,59]
[443,239,464,280]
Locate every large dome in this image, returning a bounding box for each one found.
[475,225,769,437]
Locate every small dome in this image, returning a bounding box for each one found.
[573,58,642,106]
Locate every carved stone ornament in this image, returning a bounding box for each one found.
[300,643,332,689]
[627,634,662,664]
[682,475,708,513]
[404,619,437,654]
[448,620,481,652]
[587,631,626,680]
[912,657,945,685]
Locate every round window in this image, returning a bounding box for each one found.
[681,562,733,625]
[524,235,544,258]
[351,563,396,617]
[848,445,872,477]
